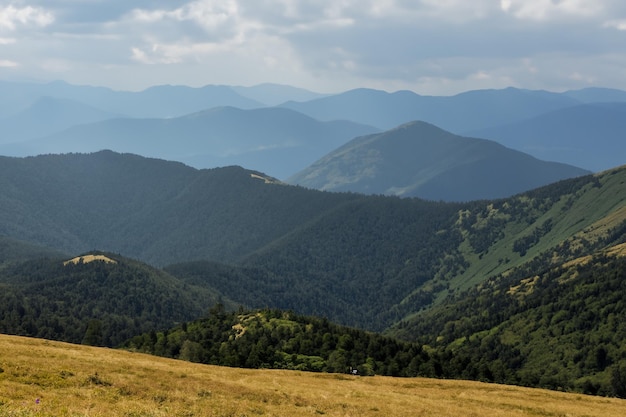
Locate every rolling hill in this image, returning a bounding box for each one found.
[0,80,263,119]
[0,251,230,347]
[468,102,626,172]
[0,107,379,179]
[231,82,329,106]
[288,121,589,201]
[0,96,117,143]
[280,87,581,132]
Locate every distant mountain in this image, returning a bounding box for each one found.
[563,87,626,103]
[288,121,589,201]
[0,96,116,143]
[280,87,580,132]
[0,80,263,120]
[469,102,626,172]
[231,83,328,106]
[0,107,379,179]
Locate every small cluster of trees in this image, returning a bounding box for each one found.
[124,307,435,377]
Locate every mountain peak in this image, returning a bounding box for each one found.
[289,122,589,201]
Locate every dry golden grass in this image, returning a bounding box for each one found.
[1,334,625,417]
[62,255,117,266]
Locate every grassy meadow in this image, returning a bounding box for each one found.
[1,335,625,416]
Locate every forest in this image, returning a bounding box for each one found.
[0,152,625,398]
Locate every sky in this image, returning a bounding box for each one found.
[1,0,626,95]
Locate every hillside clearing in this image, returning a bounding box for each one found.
[0,334,624,416]
[63,254,117,266]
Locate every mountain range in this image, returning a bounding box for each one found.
[1,77,626,401]
[1,80,625,185]
[2,106,378,180]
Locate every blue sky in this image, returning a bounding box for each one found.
[1,0,626,94]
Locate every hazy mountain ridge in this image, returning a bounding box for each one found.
[1,80,624,180]
[0,80,263,119]
[280,86,583,132]
[288,121,590,201]
[1,107,379,179]
[468,102,626,172]
[0,96,117,143]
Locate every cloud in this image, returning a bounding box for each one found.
[0,58,17,67]
[604,19,626,30]
[0,0,625,94]
[0,4,54,30]
[500,0,610,21]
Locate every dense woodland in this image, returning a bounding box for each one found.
[124,308,433,377]
[0,252,230,347]
[0,152,625,398]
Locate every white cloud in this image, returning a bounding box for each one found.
[1,0,626,94]
[0,4,54,30]
[127,0,239,31]
[500,0,603,21]
[0,58,17,67]
[603,19,626,30]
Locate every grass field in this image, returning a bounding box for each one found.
[0,334,624,416]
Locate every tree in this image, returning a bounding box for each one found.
[82,319,103,346]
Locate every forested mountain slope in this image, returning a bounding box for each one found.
[168,166,626,332]
[1,153,626,397]
[0,252,230,347]
[288,121,588,201]
[0,152,625,334]
[0,151,363,264]
[390,239,626,396]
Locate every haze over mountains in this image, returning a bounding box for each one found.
[0,80,624,198]
[469,102,626,172]
[288,121,589,201]
[3,106,377,180]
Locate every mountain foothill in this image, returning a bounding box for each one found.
[1,80,626,399]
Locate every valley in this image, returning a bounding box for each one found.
[1,80,626,412]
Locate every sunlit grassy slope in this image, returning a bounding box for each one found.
[1,335,624,417]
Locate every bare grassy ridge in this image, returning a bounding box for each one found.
[1,335,625,416]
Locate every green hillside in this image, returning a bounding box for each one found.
[124,308,432,377]
[0,151,362,265]
[0,152,624,333]
[389,243,626,396]
[0,251,233,347]
[1,152,626,397]
[213,167,625,330]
